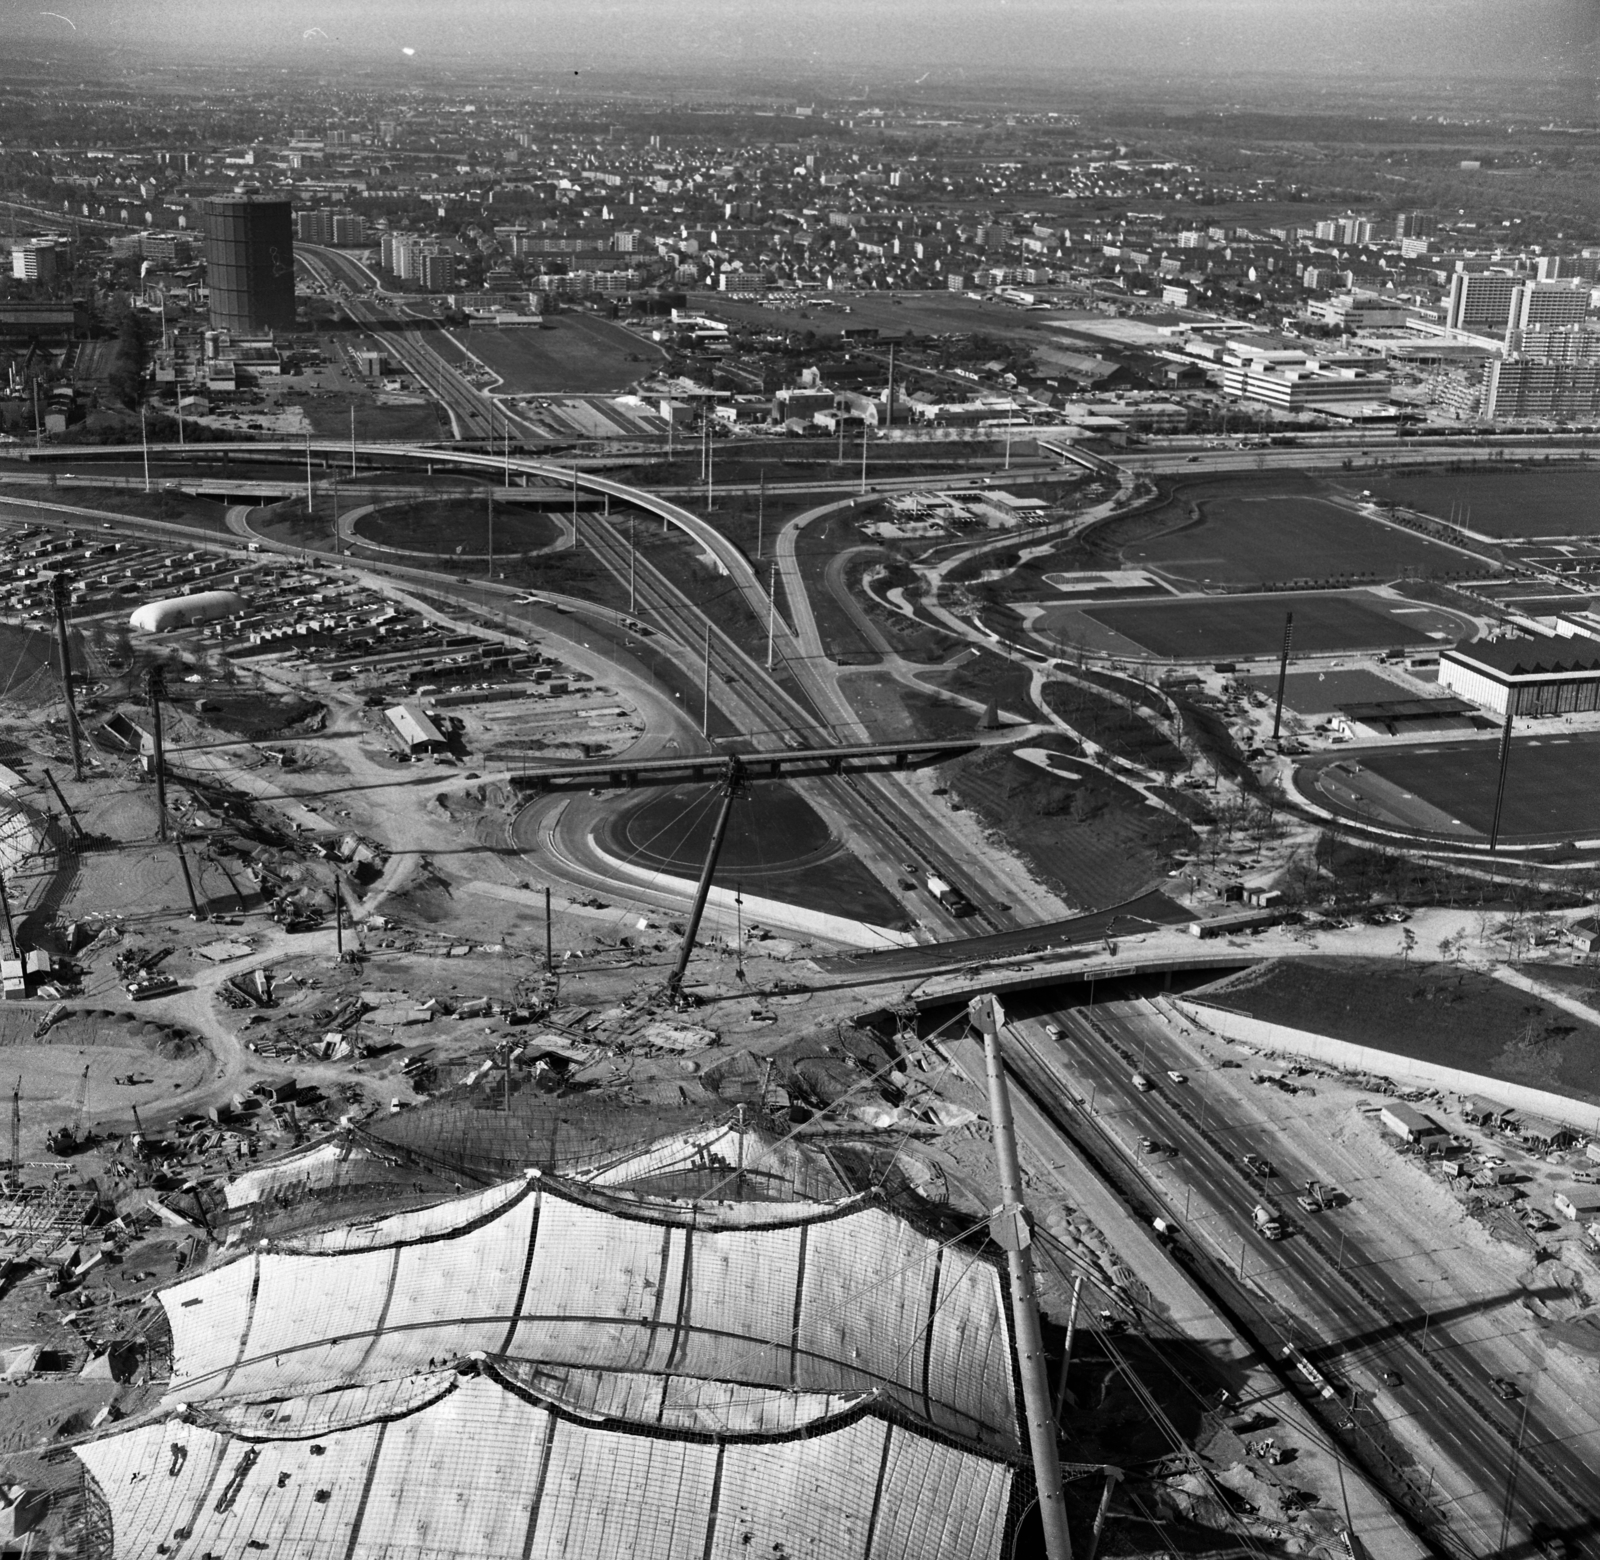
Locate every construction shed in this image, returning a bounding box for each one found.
[76,1133,1037,1559]
[1553,1188,1600,1222]
[1379,1102,1450,1148]
[384,702,447,755]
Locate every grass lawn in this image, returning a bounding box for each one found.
[1213,955,1600,1106]
[355,498,561,556]
[1353,465,1600,539]
[1041,679,1188,772]
[1120,492,1487,589]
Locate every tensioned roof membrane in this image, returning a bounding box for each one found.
[80,1367,1017,1560]
[160,1169,1019,1453]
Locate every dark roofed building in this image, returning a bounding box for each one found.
[1439,636,1600,717]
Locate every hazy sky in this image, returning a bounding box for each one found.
[5,0,1598,93]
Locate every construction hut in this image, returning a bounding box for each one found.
[1518,1115,1577,1152]
[1553,1187,1600,1223]
[384,702,447,756]
[1379,1102,1450,1149]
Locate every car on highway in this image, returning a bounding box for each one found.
[1295,1196,1321,1215]
[1166,1070,1186,1084]
[1489,1375,1520,1401]
[1241,1154,1275,1177]
[1380,1370,1403,1388]
[1138,1136,1161,1154]
[1044,1023,1063,1039]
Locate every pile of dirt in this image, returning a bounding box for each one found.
[949,739,1194,910]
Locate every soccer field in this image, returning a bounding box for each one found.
[1079,590,1470,660]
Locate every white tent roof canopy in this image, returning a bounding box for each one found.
[160,1170,1020,1454]
[80,1369,1017,1560]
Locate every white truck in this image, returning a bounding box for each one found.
[1252,1203,1285,1241]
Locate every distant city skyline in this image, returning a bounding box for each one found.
[4,0,1598,98]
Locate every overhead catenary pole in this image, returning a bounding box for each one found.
[349,403,357,478]
[667,757,744,999]
[140,405,151,492]
[629,513,637,616]
[544,885,553,973]
[1488,701,1516,854]
[702,623,712,738]
[756,469,765,559]
[486,488,494,581]
[970,993,1073,1560]
[1271,611,1294,743]
[304,432,314,513]
[48,573,84,781]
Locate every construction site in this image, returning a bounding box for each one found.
[0,429,1599,1560]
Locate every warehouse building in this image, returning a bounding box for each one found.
[1439,637,1600,717]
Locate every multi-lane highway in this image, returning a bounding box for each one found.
[1003,993,1600,1560]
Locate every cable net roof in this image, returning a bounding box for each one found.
[159,1169,1020,1454]
[80,1369,1016,1560]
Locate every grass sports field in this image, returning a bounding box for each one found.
[445,315,658,394]
[1310,729,1600,841]
[1354,466,1600,538]
[1239,666,1423,716]
[1075,590,1470,660]
[1122,492,1486,588]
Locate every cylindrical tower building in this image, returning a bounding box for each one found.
[200,191,296,334]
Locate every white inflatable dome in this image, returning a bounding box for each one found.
[129,590,245,633]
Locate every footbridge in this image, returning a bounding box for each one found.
[510,738,982,793]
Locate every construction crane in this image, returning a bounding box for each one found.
[46,1064,91,1157]
[5,1076,18,1192]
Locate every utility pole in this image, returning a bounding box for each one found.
[304,433,314,514]
[756,469,765,560]
[140,406,151,492]
[350,403,357,478]
[767,561,777,672]
[886,342,895,430]
[860,423,869,494]
[969,993,1073,1560]
[629,513,637,616]
[145,665,167,840]
[48,573,83,780]
[544,885,553,973]
[1488,702,1516,854]
[486,488,494,582]
[1271,611,1294,743]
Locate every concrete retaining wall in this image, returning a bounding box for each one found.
[1173,997,1600,1137]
